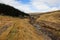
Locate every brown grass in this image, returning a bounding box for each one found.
[0,10,60,40]
[0,15,50,40]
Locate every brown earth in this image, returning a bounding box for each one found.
[0,10,60,40]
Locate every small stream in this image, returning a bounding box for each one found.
[29,16,60,40]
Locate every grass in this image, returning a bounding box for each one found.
[0,10,60,40]
[0,15,48,40]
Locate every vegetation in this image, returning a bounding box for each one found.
[0,9,60,40]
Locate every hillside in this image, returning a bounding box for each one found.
[31,10,60,40]
[0,10,60,40]
[0,15,51,40]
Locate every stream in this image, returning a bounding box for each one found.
[29,16,60,40]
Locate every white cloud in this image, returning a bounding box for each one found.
[30,0,60,12]
[31,0,60,6]
[30,1,50,10]
[40,0,60,6]
[0,0,33,13]
[0,0,60,13]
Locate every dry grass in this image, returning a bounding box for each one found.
[0,15,50,40]
[34,10,60,40]
[0,10,60,40]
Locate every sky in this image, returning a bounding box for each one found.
[0,0,60,13]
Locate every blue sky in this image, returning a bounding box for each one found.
[0,0,60,13]
[16,0,30,4]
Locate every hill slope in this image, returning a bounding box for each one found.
[0,10,60,40]
[0,15,51,40]
[31,10,60,40]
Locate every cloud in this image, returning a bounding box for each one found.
[40,0,60,6]
[0,0,33,13]
[0,0,60,13]
[31,0,60,7]
[30,0,60,12]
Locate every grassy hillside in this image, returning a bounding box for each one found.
[0,15,51,40]
[0,10,60,40]
[32,10,60,40]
